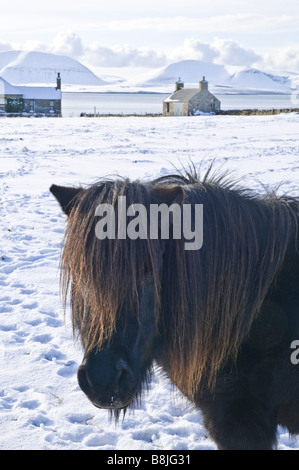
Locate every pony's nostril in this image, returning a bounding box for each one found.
[116,358,133,377]
[114,358,133,393]
[77,365,91,395]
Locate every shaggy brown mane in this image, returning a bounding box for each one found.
[60,169,299,396]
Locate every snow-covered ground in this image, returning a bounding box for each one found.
[1,114,299,450]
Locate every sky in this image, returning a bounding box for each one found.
[1,0,299,75]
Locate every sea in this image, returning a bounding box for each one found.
[61,92,297,117]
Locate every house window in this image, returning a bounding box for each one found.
[30,100,34,112]
[166,103,170,113]
[50,101,54,108]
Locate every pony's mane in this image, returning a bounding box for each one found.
[61,169,299,395]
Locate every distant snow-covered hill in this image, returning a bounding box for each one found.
[0,51,107,87]
[0,52,298,93]
[131,60,231,88]
[225,66,292,92]
[124,60,297,94]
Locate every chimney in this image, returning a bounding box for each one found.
[175,78,184,91]
[199,76,208,91]
[56,73,61,90]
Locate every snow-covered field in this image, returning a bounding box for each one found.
[1,114,299,450]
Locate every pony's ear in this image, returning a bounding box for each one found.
[50,184,83,216]
[151,184,185,206]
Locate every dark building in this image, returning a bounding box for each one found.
[0,73,62,116]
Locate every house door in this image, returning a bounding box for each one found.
[173,103,184,116]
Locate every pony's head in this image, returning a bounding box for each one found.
[51,171,299,414]
[50,179,184,414]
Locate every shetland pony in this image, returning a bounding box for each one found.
[50,169,299,450]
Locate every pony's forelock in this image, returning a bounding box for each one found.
[61,179,163,353]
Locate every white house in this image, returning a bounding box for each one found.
[163,77,221,116]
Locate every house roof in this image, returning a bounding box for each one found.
[164,88,199,103]
[19,86,61,100]
[0,76,61,100]
[0,77,22,95]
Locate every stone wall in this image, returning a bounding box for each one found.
[23,99,61,116]
[189,90,221,114]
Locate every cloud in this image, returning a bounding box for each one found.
[212,38,261,66]
[50,31,84,57]
[84,37,261,69]
[22,40,48,52]
[167,38,260,68]
[0,32,84,58]
[0,41,13,52]
[260,46,299,73]
[170,39,218,63]
[1,31,298,73]
[85,43,166,68]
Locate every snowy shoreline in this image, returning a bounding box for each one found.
[1,115,299,450]
[1,108,299,119]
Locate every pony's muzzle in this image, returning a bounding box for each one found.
[77,356,134,410]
